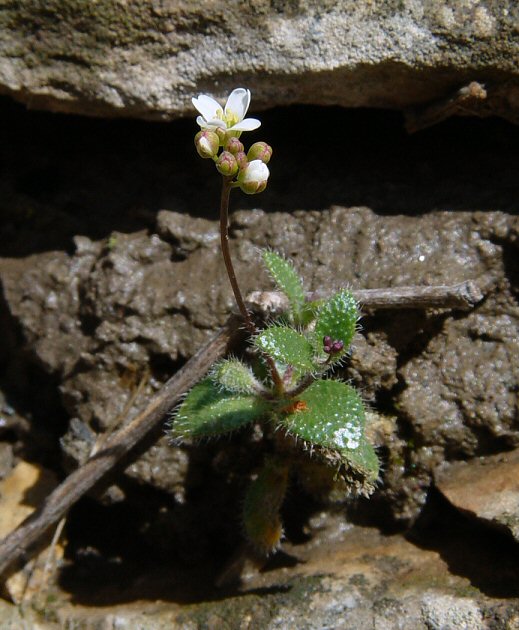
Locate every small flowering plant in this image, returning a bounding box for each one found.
[171,88,379,554]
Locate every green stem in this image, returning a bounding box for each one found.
[219,177,284,394]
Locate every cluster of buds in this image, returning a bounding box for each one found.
[193,88,272,195]
[323,336,344,355]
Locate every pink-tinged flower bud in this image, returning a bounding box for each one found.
[225,137,244,155]
[215,151,239,176]
[194,130,219,159]
[247,141,273,164]
[237,160,270,194]
[235,151,248,170]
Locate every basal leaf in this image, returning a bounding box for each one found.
[340,438,379,484]
[171,379,267,440]
[278,379,365,448]
[278,379,379,494]
[243,456,290,552]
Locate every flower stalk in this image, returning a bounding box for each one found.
[219,176,255,336]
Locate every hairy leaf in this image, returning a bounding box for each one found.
[254,325,317,372]
[278,379,378,493]
[243,456,290,552]
[315,289,358,359]
[171,379,267,440]
[262,250,307,325]
[211,358,262,394]
[279,379,365,448]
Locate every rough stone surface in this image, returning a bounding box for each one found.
[436,448,519,543]
[0,1,518,120]
[5,513,519,628]
[0,101,518,626]
[1,205,518,526]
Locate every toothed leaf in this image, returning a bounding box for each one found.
[211,358,261,394]
[278,379,378,493]
[262,250,307,325]
[171,379,267,440]
[341,438,379,485]
[315,289,358,359]
[279,380,365,447]
[254,325,317,372]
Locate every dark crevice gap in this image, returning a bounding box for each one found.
[407,486,519,599]
[1,96,518,258]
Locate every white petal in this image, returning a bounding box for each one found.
[205,118,227,129]
[244,160,269,182]
[229,118,261,131]
[192,94,221,121]
[197,116,226,130]
[225,88,250,121]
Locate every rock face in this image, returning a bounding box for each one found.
[1,205,518,525]
[0,1,518,120]
[0,98,518,625]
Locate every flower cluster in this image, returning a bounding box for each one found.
[192,88,271,195]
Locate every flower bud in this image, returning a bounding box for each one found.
[235,151,248,170]
[323,336,344,355]
[237,159,270,194]
[194,130,219,159]
[247,141,272,164]
[225,137,244,155]
[215,151,239,177]
[215,127,228,146]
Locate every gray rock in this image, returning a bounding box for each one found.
[0,1,518,120]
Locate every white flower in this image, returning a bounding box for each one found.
[237,159,270,194]
[192,88,261,133]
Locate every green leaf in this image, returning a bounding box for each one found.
[211,358,262,394]
[254,325,317,372]
[278,379,379,493]
[243,456,290,552]
[171,379,267,441]
[315,289,358,358]
[262,250,306,325]
[279,379,365,448]
[341,438,379,484]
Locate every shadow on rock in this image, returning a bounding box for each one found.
[407,486,519,598]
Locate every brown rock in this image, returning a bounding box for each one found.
[436,449,519,542]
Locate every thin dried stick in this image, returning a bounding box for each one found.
[247,276,493,315]
[0,316,240,580]
[0,275,494,580]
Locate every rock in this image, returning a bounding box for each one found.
[420,594,484,630]
[0,2,518,120]
[436,449,519,543]
[22,515,510,629]
[0,461,62,603]
[1,206,517,527]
